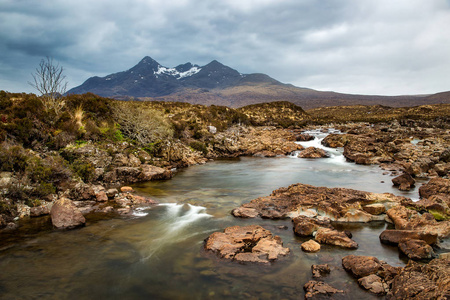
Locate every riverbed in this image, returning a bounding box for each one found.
[0,133,423,299]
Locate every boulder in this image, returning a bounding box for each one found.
[388,258,450,299]
[292,215,332,236]
[50,198,86,229]
[379,229,438,245]
[419,177,450,199]
[358,274,389,295]
[231,207,259,218]
[295,134,315,142]
[392,173,415,191]
[363,203,386,215]
[315,228,358,249]
[298,147,330,158]
[301,240,321,252]
[204,225,289,264]
[342,255,381,278]
[398,239,434,260]
[303,280,344,299]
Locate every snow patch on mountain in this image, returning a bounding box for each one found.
[154,65,201,79]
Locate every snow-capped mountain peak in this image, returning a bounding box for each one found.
[154,65,201,79]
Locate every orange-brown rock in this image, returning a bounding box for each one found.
[379,229,438,245]
[303,280,344,299]
[398,239,434,260]
[388,258,450,299]
[298,147,329,158]
[342,255,382,278]
[204,225,289,263]
[386,206,450,238]
[301,240,321,252]
[233,183,407,221]
[315,228,358,249]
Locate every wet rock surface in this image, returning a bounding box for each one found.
[204,225,290,264]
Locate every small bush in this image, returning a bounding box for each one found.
[189,141,208,155]
[71,159,95,183]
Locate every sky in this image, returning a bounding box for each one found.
[1,0,450,96]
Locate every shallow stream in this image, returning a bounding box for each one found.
[0,132,423,299]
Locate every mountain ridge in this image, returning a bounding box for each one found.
[67,56,450,109]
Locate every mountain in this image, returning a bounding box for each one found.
[67,56,450,109]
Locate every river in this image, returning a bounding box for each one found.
[0,131,422,299]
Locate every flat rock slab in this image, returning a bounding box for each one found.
[379,229,438,245]
[204,225,289,264]
[232,182,407,220]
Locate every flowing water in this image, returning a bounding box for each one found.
[0,131,424,299]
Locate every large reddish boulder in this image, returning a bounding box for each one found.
[50,198,86,229]
[204,225,289,264]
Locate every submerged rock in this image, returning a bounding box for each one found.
[311,264,330,278]
[204,225,289,264]
[50,198,86,229]
[303,280,344,299]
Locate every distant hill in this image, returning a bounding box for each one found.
[67,56,450,109]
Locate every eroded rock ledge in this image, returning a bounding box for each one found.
[232,183,407,221]
[204,225,289,264]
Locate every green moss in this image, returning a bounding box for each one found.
[428,210,449,221]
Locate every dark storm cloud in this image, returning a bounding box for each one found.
[1,0,449,95]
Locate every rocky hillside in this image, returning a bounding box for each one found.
[67,56,450,109]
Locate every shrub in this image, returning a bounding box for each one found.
[71,159,95,183]
[111,101,173,145]
[189,141,208,155]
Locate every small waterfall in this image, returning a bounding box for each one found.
[295,128,346,164]
[140,203,212,261]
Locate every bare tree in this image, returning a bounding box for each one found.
[29,57,68,115]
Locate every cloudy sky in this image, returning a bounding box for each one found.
[1,0,449,95]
